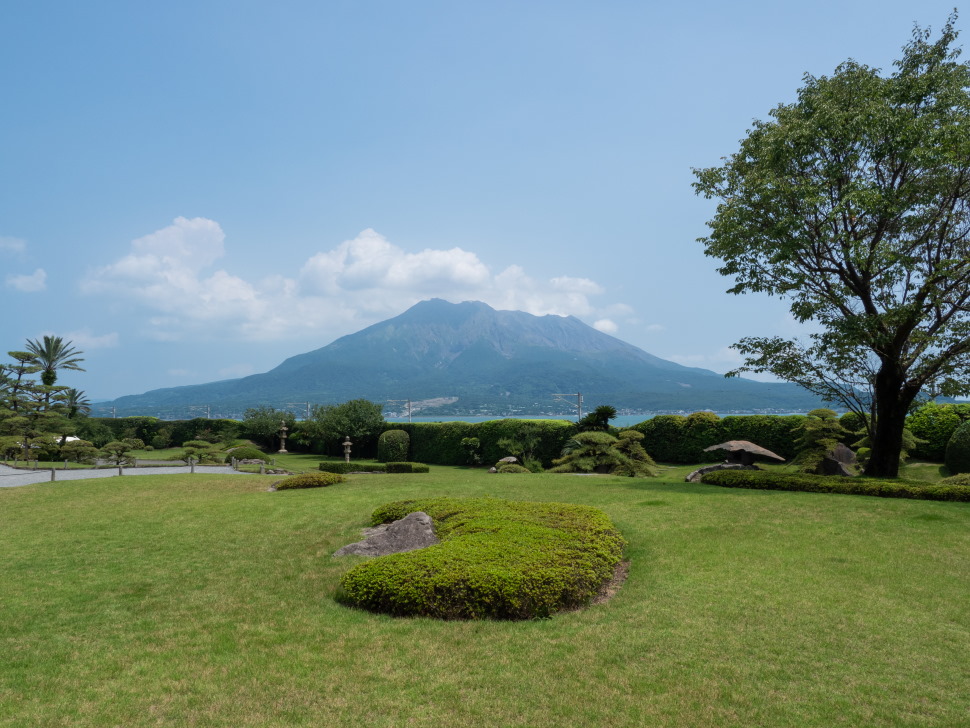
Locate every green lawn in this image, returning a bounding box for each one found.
[2,466,968,727]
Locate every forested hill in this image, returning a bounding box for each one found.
[99,299,821,417]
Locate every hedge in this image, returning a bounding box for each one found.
[338,497,625,620]
[274,472,344,490]
[385,462,430,473]
[382,419,573,467]
[634,413,803,463]
[699,469,970,502]
[319,462,388,474]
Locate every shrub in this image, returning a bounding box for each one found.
[60,439,99,465]
[224,446,267,463]
[377,429,410,462]
[179,440,220,464]
[319,461,387,474]
[460,437,482,465]
[497,463,531,473]
[907,402,970,460]
[339,498,625,620]
[793,409,853,474]
[385,461,430,473]
[945,420,970,475]
[550,431,655,476]
[275,472,344,490]
[940,473,970,486]
[699,469,970,502]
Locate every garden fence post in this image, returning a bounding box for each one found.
[50,469,55,482]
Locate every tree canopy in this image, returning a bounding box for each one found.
[693,15,970,477]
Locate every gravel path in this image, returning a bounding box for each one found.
[0,463,256,488]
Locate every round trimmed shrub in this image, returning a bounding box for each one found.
[945,420,970,475]
[274,472,343,490]
[339,498,625,620]
[377,429,410,462]
[940,473,970,486]
[497,463,531,473]
[225,445,267,463]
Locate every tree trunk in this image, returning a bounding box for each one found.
[864,370,917,478]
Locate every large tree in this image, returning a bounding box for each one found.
[693,16,970,477]
[26,335,85,387]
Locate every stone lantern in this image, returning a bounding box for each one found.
[342,435,353,463]
[278,420,289,454]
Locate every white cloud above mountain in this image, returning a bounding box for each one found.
[82,220,629,342]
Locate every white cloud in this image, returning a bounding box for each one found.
[0,236,26,255]
[64,329,119,349]
[6,268,46,292]
[645,323,665,332]
[83,223,632,343]
[593,319,618,334]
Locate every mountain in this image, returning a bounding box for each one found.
[97,299,822,418]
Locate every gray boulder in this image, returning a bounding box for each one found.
[334,511,439,557]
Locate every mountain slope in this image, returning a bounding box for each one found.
[101,299,820,417]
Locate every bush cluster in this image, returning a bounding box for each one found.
[319,462,387,474]
[385,461,430,473]
[496,463,530,473]
[274,472,344,490]
[633,413,805,463]
[224,446,267,463]
[377,429,410,462]
[384,419,573,467]
[940,473,970,486]
[944,420,970,476]
[339,498,625,620]
[907,403,970,460]
[699,469,970,502]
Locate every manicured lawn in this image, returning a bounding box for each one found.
[1,466,968,727]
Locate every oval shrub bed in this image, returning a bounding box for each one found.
[700,469,970,502]
[275,472,344,490]
[338,497,625,620]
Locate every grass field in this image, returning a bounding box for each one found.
[2,465,968,727]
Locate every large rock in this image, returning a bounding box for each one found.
[334,511,439,557]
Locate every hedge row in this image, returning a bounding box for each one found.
[632,413,806,463]
[699,469,970,502]
[382,419,575,466]
[317,461,430,473]
[339,498,625,620]
[319,462,387,474]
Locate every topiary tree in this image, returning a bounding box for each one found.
[497,422,544,470]
[377,429,410,462]
[613,429,658,476]
[550,431,654,477]
[793,409,853,474]
[60,439,99,464]
[945,420,970,475]
[100,438,144,466]
[179,440,220,464]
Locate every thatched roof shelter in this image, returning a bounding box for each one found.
[703,440,786,466]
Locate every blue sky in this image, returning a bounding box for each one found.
[1,0,963,402]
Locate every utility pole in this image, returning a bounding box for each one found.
[551,392,583,422]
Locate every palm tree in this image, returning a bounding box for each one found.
[25,336,85,387]
[62,388,91,419]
